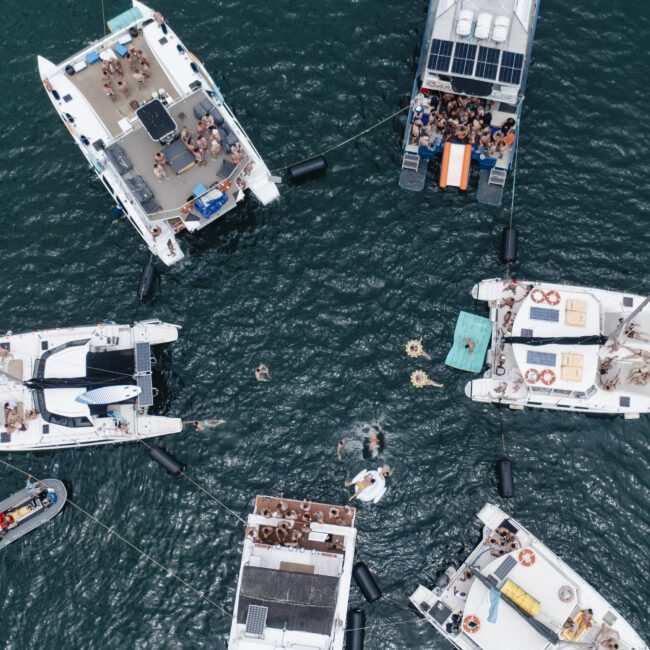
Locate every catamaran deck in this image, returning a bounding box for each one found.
[67,33,179,140]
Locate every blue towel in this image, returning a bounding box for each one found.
[488,587,500,623]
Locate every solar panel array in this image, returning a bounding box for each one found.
[135,342,152,373]
[499,51,524,85]
[475,46,500,80]
[494,555,517,579]
[452,43,477,75]
[245,605,268,638]
[526,350,557,367]
[137,374,154,406]
[530,306,560,323]
[426,41,524,86]
[428,39,454,72]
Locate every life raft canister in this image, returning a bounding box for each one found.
[518,548,536,567]
[463,615,481,634]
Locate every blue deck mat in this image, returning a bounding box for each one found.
[445,311,492,373]
[107,7,142,33]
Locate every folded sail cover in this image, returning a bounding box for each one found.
[445,311,492,372]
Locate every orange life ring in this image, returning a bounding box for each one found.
[530,288,546,303]
[180,202,194,215]
[524,368,539,384]
[518,548,536,567]
[463,615,481,634]
[539,369,556,386]
[545,290,561,306]
[43,80,53,93]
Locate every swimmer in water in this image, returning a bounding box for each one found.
[337,439,345,460]
[185,419,226,431]
[255,364,270,382]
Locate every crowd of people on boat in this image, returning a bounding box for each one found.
[3,401,37,434]
[100,46,151,103]
[409,92,516,157]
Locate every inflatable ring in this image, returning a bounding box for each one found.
[545,290,561,306]
[463,615,481,634]
[539,369,556,386]
[524,368,539,384]
[558,585,574,603]
[530,288,546,303]
[518,548,536,567]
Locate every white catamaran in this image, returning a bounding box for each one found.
[400,0,540,204]
[38,1,279,266]
[465,278,650,418]
[228,495,357,650]
[0,320,181,451]
[410,503,648,650]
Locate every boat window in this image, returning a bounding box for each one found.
[586,385,597,397]
[476,47,500,80]
[526,350,556,366]
[452,43,477,76]
[428,40,454,73]
[529,306,560,322]
[499,51,524,85]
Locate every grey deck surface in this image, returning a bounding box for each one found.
[398,158,430,192]
[476,168,505,206]
[237,566,339,636]
[68,34,180,139]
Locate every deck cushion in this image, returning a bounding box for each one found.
[114,44,129,58]
[105,143,133,175]
[86,51,101,65]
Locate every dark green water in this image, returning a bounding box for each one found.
[0,1,649,648]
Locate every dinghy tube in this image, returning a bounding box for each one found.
[497,457,514,499]
[149,445,185,476]
[287,156,327,181]
[138,259,157,301]
[353,561,382,603]
[345,607,366,650]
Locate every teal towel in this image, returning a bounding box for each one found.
[445,311,492,372]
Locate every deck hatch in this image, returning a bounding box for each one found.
[137,374,154,406]
[135,342,152,374]
[526,351,556,367]
[499,51,524,85]
[530,306,560,322]
[428,39,454,72]
[452,43,477,76]
[494,555,517,580]
[245,605,268,638]
[476,47,500,80]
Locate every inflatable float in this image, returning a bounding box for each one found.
[349,468,387,504]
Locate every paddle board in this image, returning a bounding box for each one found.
[75,385,141,405]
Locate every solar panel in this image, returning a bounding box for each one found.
[499,51,524,85]
[452,43,477,75]
[137,374,154,406]
[135,342,152,373]
[475,46,500,80]
[245,605,268,638]
[428,39,453,72]
[494,555,517,580]
[526,350,557,367]
[529,306,560,323]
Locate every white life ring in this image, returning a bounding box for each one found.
[350,468,387,504]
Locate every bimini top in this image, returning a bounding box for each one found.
[424,0,537,99]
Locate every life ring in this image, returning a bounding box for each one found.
[518,548,536,567]
[545,290,561,306]
[524,368,539,384]
[180,202,194,215]
[539,369,556,386]
[530,288,546,303]
[558,585,574,603]
[463,615,481,634]
[43,80,53,92]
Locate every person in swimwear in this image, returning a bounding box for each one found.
[255,364,270,381]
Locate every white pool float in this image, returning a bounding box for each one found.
[350,468,387,504]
